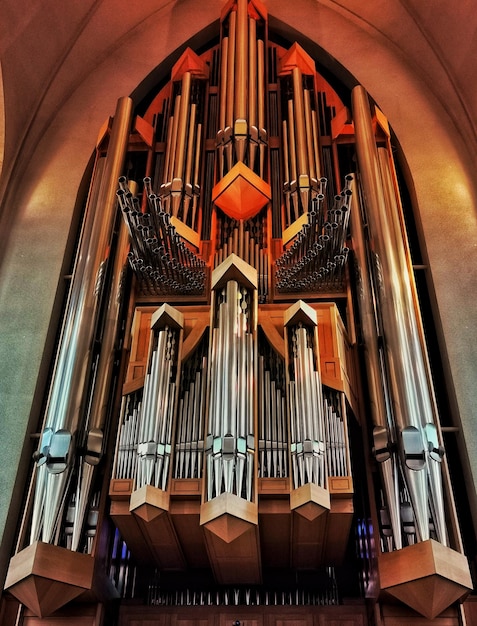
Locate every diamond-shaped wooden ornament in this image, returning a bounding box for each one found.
[171,47,209,82]
[379,540,472,619]
[200,492,258,543]
[204,513,253,544]
[290,483,330,520]
[130,484,170,521]
[278,42,316,77]
[212,161,271,221]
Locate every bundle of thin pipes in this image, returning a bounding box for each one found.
[205,281,255,501]
[147,577,339,607]
[257,339,288,479]
[323,389,348,478]
[174,339,208,480]
[281,68,323,222]
[216,0,267,176]
[288,323,326,490]
[113,393,142,481]
[117,177,206,295]
[352,86,447,548]
[276,176,351,292]
[213,211,269,302]
[135,325,179,490]
[28,97,133,549]
[158,70,204,227]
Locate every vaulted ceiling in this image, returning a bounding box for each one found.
[1,0,477,197]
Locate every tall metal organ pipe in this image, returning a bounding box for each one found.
[351,86,446,546]
[70,217,131,552]
[205,261,257,503]
[30,96,133,546]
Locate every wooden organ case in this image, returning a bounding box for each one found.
[2,2,474,625]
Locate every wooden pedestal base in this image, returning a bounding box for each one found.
[4,542,95,617]
[379,539,472,619]
[200,493,261,584]
[109,477,354,583]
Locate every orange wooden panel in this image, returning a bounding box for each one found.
[317,617,365,626]
[291,511,328,569]
[219,614,262,626]
[268,614,313,626]
[380,604,459,626]
[258,498,291,569]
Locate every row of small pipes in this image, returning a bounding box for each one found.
[288,324,326,489]
[323,390,348,479]
[146,580,339,607]
[135,325,179,490]
[282,68,323,223]
[174,339,208,480]
[160,71,205,228]
[257,348,288,479]
[213,212,269,302]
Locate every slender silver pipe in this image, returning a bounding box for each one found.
[30,97,133,545]
[352,85,442,544]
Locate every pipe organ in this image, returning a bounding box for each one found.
[3,1,473,624]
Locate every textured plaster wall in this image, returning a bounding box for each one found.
[0,0,476,586]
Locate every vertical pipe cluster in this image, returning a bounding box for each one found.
[174,337,208,479]
[323,388,348,478]
[160,71,205,229]
[352,86,447,548]
[281,69,322,222]
[113,392,142,482]
[257,337,288,479]
[213,212,269,302]
[117,178,206,295]
[286,317,326,490]
[205,279,256,501]
[217,0,267,177]
[348,173,402,550]
[135,316,182,491]
[30,96,133,548]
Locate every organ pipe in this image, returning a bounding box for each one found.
[348,174,402,550]
[352,85,446,545]
[205,257,258,502]
[70,217,131,552]
[217,0,267,175]
[284,302,326,491]
[30,96,133,546]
